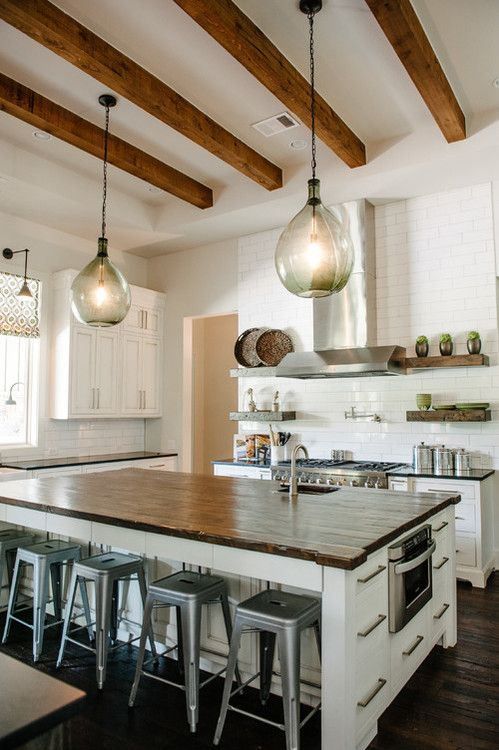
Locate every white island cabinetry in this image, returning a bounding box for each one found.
[50,270,165,419]
[213,463,271,480]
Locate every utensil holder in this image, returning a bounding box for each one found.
[270,446,286,465]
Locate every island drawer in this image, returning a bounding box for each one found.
[390,607,428,695]
[355,642,390,735]
[429,579,451,645]
[455,533,476,567]
[354,549,388,596]
[355,582,388,660]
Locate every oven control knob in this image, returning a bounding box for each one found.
[316,476,323,484]
[366,479,375,488]
[351,479,359,487]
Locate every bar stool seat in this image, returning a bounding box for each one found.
[57,551,155,690]
[129,569,241,734]
[214,589,321,750]
[2,539,87,662]
[0,528,34,603]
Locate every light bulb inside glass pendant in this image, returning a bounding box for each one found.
[275,179,354,298]
[70,238,131,327]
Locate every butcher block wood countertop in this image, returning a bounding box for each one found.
[0,469,460,570]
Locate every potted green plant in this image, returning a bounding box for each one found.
[467,330,481,354]
[439,333,453,356]
[415,335,429,358]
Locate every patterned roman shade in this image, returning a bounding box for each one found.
[0,272,40,338]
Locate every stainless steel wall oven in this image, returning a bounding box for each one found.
[388,525,435,633]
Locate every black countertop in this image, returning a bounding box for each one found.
[212,459,495,482]
[212,458,271,468]
[1,451,178,471]
[387,466,494,482]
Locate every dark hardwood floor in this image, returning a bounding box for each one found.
[1,575,497,750]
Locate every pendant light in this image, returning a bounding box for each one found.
[71,95,131,327]
[275,0,354,298]
[2,248,33,298]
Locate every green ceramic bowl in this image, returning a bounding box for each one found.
[416,393,432,410]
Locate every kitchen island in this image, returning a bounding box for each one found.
[0,470,459,750]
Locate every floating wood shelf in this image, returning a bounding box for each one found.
[229,411,296,422]
[406,409,491,423]
[230,367,277,378]
[404,354,489,369]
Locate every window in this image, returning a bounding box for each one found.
[0,272,41,448]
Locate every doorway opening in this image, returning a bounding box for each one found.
[183,312,238,474]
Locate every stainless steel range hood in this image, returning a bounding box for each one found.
[276,200,406,378]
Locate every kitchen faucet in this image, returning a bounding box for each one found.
[289,444,309,500]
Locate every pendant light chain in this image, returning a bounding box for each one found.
[101,103,110,240]
[308,11,317,181]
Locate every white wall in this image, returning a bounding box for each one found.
[145,239,238,457]
[0,212,148,460]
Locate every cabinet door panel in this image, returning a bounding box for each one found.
[123,304,144,333]
[121,334,142,415]
[70,327,96,415]
[143,306,162,336]
[142,338,161,415]
[95,330,119,415]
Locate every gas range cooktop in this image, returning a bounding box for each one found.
[272,459,408,489]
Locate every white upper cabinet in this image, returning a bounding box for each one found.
[50,270,164,419]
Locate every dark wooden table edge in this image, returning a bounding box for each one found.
[1,688,85,750]
[0,493,460,571]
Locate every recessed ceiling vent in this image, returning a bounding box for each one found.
[252,112,300,137]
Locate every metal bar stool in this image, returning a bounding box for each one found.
[2,539,89,662]
[57,551,155,689]
[129,569,242,733]
[213,589,321,750]
[0,528,35,607]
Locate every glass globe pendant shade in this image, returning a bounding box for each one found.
[275,179,354,298]
[70,238,131,327]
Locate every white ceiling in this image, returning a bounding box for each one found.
[0,0,498,259]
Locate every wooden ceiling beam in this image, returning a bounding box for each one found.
[0,0,282,191]
[365,0,466,142]
[173,0,366,169]
[0,71,214,209]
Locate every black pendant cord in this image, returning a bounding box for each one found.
[23,248,28,282]
[308,11,317,182]
[101,103,110,241]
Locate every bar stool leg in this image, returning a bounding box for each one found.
[5,548,17,587]
[176,606,184,674]
[180,600,202,733]
[137,567,157,658]
[33,558,51,662]
[110,580,119,643]
[57,569,79,667]
[50,562,63,622]
[259,630,277,705]
[220,592,242,687]
[213,619,243,746]
[78,577,94,643]
[2,555,22,644]
[278,628,301,750]
[94,576,113,689]
[128,593,155,707]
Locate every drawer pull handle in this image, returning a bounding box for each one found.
[433,556,449,570]
[455,516,465,520]
[433,521,449,533]
[455,549,460,553]
[433,603,450,620]
[150,464,165,468]
[357,614,386,638]
[357,565,386,584]
[357,678,387,708]
[403,634,424,656]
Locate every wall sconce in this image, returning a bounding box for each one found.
[2,248,33,297]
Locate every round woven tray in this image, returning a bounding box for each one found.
[234,327,268,367]
[255,329,294,367]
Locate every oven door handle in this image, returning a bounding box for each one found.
[393,539,436,575]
